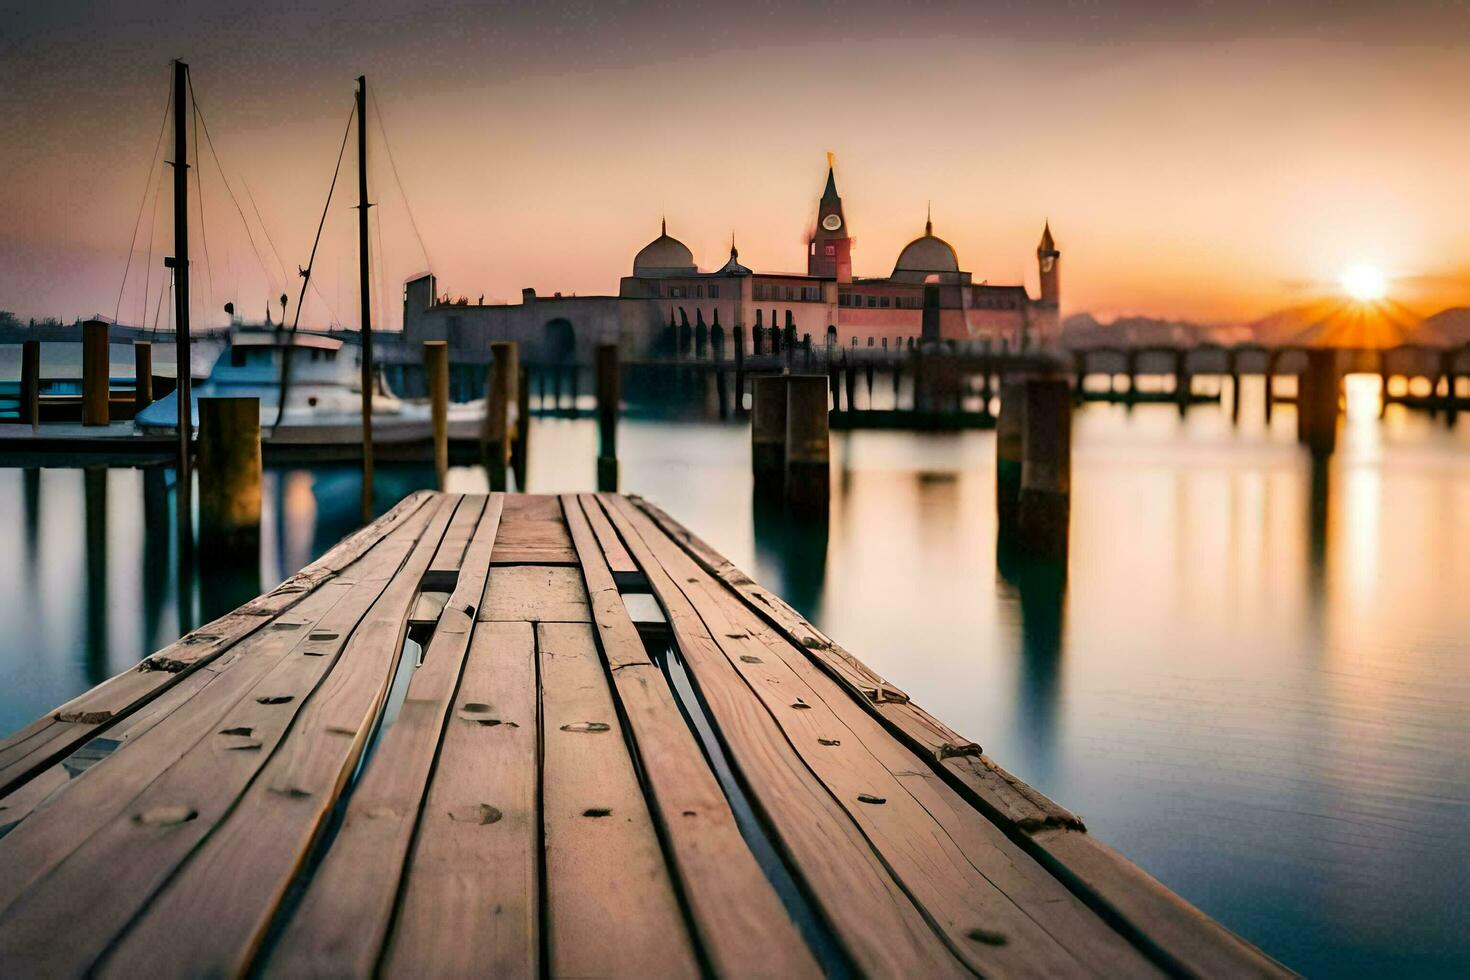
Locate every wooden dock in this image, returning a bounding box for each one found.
[0,492,1289,977]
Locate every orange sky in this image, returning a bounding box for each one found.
[3,4,1469,329]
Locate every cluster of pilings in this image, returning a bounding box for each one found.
[12,320,162,426]
[750,374,830,518]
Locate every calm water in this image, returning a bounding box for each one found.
[2,376,1467,976]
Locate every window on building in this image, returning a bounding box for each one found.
[696,285,704,298]
[824,244,835,257]
[867,295,877,308]
[709,285,719,299]
[879,296,891,308]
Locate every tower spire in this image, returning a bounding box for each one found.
[926,201,933,237]
[661,215,667,237]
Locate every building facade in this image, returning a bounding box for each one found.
[403,163,1060,361]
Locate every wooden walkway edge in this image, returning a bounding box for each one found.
[0,491,1294,978]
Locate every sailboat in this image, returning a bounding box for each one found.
[135,73,487,455]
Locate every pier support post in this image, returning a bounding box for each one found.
[784,375,829,518]
[482,341,517,490]
[996,377,1026,525]
[751,375,789,498]
[513,365,531,490]
[1296,349,1340,456]
[733,324,746,414]
[597,343,620,492]
[1017,377,1072,558]
[134,341,154,413]
[423,340,449,488]
[197,396,262,555]
[82,318,109,426]
[1173,348,1190,416]
[20,340,39,426]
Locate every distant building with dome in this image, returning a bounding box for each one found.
[402,160,1059,362]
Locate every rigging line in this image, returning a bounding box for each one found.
[192,102,277,298]
[369,90,433,274]
[191,99,215,326]
[272,101,355,433]
[114,72,173,326]
[142,155,166,331]
[242,179,292,295]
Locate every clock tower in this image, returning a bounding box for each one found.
[809,155,852,282]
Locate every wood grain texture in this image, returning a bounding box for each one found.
[479,565,592,623]
[0,490,435,799]
[630,494,1295,979]
[91,494,459,978]
[267,494,505,976]
[576,488,637,574]
[383,621,540,979]
[598,496,972,979]
[606,494,1115,978]
[492,494,576,564]
[563,494,820,979]
[0,582,358,969]
[427,493,489,579]
[538,620,701,980]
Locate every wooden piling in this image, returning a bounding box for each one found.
[196,396,262,554]
[784,375,829,517]
[482,341,517,491]
[1016,377,1072,558]
[1296,349,1339,456]
[733,324,745,413]
[597,343,620,492]
[423,341,449,488]
[20,340,39,426]
[134,341,154,413]
[996,377,1026,525]
[513,365,531,490]
[751,375,789,498]
[1264,351,1277,423]
[1173,348,1190,416]
[82,319,109,426]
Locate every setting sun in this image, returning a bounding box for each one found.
[1340,264,1388,302]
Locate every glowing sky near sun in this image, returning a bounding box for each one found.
[3,1,1469,329]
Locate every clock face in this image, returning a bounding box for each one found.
[1040,257,1055,273]
[821,213,843,232]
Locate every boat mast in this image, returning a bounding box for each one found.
[172,60,192,492]
[357,74,374,524]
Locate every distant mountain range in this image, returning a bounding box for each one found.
[1063,306,1470,348]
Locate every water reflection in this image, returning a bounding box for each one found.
[751,492,828,623]
[83,467,108,685]
[995,527,1066,790]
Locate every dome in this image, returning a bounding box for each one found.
[633,220,697,277]
[892,234,959,280]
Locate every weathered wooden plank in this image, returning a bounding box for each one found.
[0,490,436,798]
[89,494,460,978]
[382,621,540,978]
[576,488,638,574]
[427,492,487,581]
[492,493,576,564]
[614,498,1159,976]
[0,582,358,963]
[537,620,701,979]
[266,494,505,975]
[606,495,1112,977]
[630,495,1293,979]
[478,565,592,623]
[598,498,972,979]
[563,494,820,979]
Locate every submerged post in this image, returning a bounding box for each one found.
[784,375,830,517]
[197,397,262,555]
[134,341,154,412]
[995,377,1026,525]
[1296,349,1339,456]
[751,375,789,498]
[1016,377,1072,558]
[482,341,517,490]
[513,365,531,490]
[83,319,109,426]
[597,343,619,491]
[20,339,39,426]
[423,341,449,488]
[356,75,375,524]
